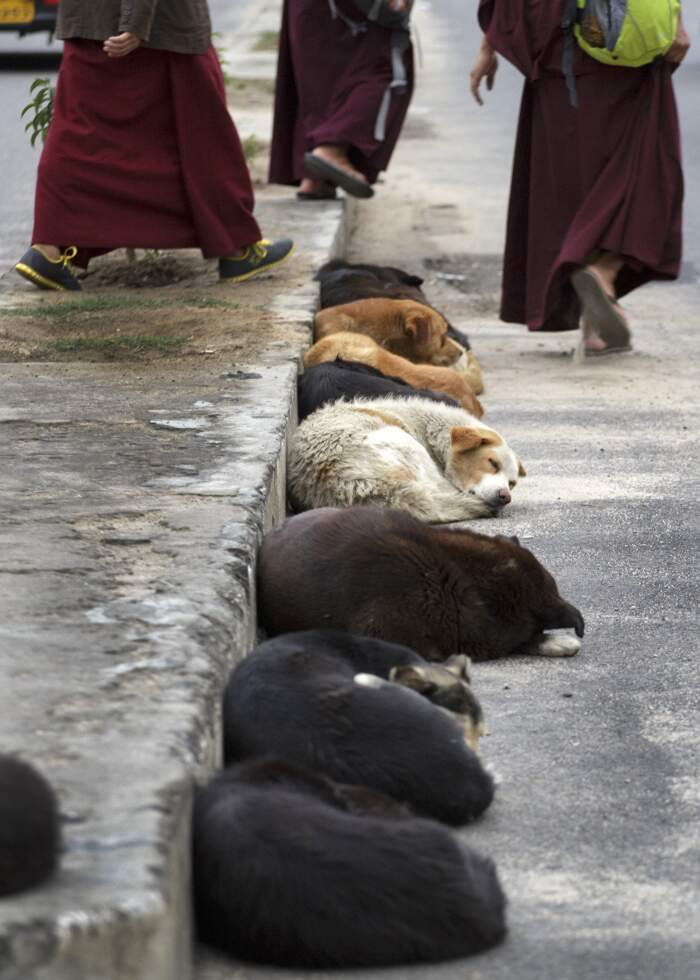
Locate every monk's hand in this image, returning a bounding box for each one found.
[665,13,690,63]
[103,32,141,58]
[470,38,498,105]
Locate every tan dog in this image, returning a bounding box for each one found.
[288,397,526,523]
[314,298,462,367]
[304,332,484,418]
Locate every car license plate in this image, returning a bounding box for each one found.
[0,1,35,24]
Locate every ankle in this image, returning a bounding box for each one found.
[35,244,62,261]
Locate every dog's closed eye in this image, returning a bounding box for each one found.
[489,459,500,472]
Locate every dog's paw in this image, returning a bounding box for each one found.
[484,761,503,787]
[536,634,581,658]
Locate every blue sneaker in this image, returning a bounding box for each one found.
[219,239,294,283]
[15,246,82,292]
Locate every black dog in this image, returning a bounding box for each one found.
[0,755,60,896]
[258,507,585,663]
[192,757,507,968]
[223,630,491,825]
[298,357,458,420]
[316,259,471,349]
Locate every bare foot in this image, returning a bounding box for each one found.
[311,144,368,185]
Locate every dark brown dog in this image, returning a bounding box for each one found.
[258,507,584,663]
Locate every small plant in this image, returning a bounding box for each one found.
[242,134,261,163]
[253,30,280,52]
[212,31,235,87]
[22,78,55,148]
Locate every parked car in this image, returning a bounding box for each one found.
[0,0,59,36]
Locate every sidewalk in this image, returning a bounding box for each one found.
[0,6,350,977]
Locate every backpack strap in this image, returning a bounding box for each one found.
[327,0,368,36]
[374,29,411,141]
[561,0,582,108]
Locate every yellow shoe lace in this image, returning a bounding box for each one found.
[33,245,78,267]
[252,240,271,259]
[60,246,78,268]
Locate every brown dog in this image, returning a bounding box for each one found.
[314,298,463,367]
[304,333,484,417]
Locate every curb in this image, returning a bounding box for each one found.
[0,192,349,980]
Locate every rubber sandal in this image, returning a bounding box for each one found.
[296,184,337,201]
[571,267,631,349]
[584,343,633,357]
[303,152,374,200]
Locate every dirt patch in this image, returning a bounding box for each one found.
[0,245,305,364]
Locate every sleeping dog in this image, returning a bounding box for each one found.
[298,358,460,421]
[193,757,507,967]
[0,755,60,896]
[258,508,585,662]
[314,298,463,367]
[304,334,484,416]
[316,261,484,394]
[288,396,521,522]
[223,630,491,824]
[317,259,472,350]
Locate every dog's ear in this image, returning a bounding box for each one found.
[390,665,436,695]
[403,312,431,344]
[518,458,527,477]
[443,654,472,682]
[450,426,498,452]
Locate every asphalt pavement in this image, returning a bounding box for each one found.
[200,2,700,978]
[0,2,698,978]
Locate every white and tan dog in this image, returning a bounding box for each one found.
[288,398,526,523]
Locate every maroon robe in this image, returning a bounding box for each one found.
[269,0,414,186]
[33,40,261,268]
[479,0,683,331]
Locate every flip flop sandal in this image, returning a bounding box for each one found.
[303,152,374,200]
[584,343,633,357]
[571,268,631,350]
[296,183,338,201]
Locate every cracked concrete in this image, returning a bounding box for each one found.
[0,3,349,973]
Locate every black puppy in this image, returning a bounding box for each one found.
[223,630,491,825]
[317,259,471,349]
[0,755,60,896]
[192,757,507,968]
[258,507,585,663]
[298,357,458,421]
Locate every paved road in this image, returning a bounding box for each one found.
[0,0,255,272]
[197,4,700,978]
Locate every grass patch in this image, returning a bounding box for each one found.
[253,30,279,51]
[0,295,238,320]
[39,334,188,357]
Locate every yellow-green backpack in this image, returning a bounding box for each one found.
[574,0,680,68]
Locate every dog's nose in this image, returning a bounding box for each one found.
[497,489,511,505]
